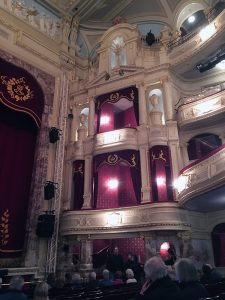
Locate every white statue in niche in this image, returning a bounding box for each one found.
[77,113,88,141]
[111,36,126,68]
[149,94,163,125]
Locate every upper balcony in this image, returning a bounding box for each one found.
[60,202,190,236]
[176,83,225,130]
[177,144,225,212]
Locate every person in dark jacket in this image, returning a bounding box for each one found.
[175,258,209,300]
[201,264,223,283]
[0,276,28,300]
[106,246,124,273]
[135,256,181,300]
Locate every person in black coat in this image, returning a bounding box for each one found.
[106,246,124,274]
[175,258,209,300]
[135,256,181,300]
[0,276,28,300]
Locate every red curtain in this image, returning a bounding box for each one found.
[150,145,174,202]
[73,160,85,210]
[0,104,37,258]
[95,164,138,209]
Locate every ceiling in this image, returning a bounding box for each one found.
[37,0,212,28]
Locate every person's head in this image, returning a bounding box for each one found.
[102,269,110,280]
[115,271,122,279]
[127,252,133,261]
[10,276,24,291]
[72,273,81,284]
[89,272,96,281]
[144,256,168,282]
[175,258,198,283]
[113,247,119,255]
[33,282,49,300]
[202,264,213,276]
[126,269,134,279]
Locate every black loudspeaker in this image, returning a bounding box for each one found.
[36,214,55,238]
[49,127,61,143]
[44,182,55,200]
[0,269,8,277]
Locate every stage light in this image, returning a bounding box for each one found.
[107,179,119,189]
[217,60,225,70]
[160,242,170,251]
[188,15,195,23]
[107,213,121,226]
[160,242,176,266]
[199,23,216,42]
[156,176,165,186]
[100,115,110,125]
[49,127,61,143]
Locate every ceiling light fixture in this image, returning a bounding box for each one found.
[188,15,195,23]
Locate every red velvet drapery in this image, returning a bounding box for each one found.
[0,104,37,258]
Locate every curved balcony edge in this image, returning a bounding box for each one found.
[177,90,225,130]
[60,203,190,236]
[177,145,225,206]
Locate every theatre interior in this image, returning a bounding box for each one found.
[1,0,225,284]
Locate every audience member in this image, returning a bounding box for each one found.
[146,30,156,46]
[135,256,181,300]
[180,27,187,37]
[64,273,73,288]
[33,282,49,300]
[0,278,4,295]
[126,269,137,284]
[175,258,209,300]
[46,273,56,290]
[106,246,124,273]
[112,271,123,286]
[125,253,142,281]
[201,264,223,283]
[0,276,28,300]
[86,272,99,289]
[71,273,82,289]
[99,269,112,287]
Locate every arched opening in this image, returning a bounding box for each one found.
[0,57,44,261]
[187,133,222,160]
[212,223,225,267]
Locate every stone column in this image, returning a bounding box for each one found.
[88,97,95,137]
[140,146,151,203]
[79,237,93,277]
[144,232,157,260]
[177,231,192,258]
[82,155,92,209]
[180,142,189,167]
[137,83,148,126]
[162,77,174,121]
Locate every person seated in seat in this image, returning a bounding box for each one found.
[71,273,83,289]
[33,282,49,300]
[135,256,181,300]
[175,258,209,300]
[146,30,156,46]
[126,269,137,284]
[99,269,112,287]
[0,276,28,300]
[201,264,223,283]
[86,272,99,289]
[112,271,123,286]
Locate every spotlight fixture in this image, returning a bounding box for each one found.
[105,73,110,80]
[49,127,62,143]
[188,15,195,23]
[44,181,58,200]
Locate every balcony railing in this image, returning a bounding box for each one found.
[176,144,225,203]
[177,88,225,129]
[167,6,224,51]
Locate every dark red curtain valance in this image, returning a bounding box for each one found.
[94,149,140,172]
[73,160,85,210]
[95,86,138,112]
[0,57,44,128]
